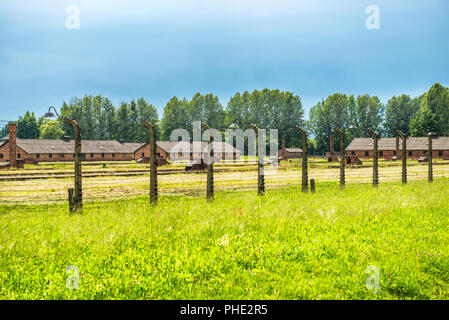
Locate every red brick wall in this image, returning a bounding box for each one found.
[134,145,169,160]
[31,152,135,162]
[346,150,449,159]
[0,142,135,162]
[134,144,239,162]
[0,141,10,161]
[285,151,301,159]
[0,140,28,162]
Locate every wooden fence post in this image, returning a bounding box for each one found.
[365,128,379,187]
[396,131,407,184]
[201,123,214,201]
[66,118,82,212]
[334,128,345,188]
[251,124,265,195]
[428,132,437,182]
[295,126,308,192]
[143,121,158,204]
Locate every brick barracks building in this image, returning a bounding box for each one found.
[278,139,302,160]
[0,123,240,166]
[346,136,449,160]
[134,141,241,162]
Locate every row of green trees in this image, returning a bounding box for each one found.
[0,111,67,140]
[309,82,449,153]
[161,90,305,148]
[1,83,448,154]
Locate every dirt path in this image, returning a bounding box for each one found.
[1,163,448,205]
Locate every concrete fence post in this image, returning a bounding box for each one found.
[310,178,316,193]
[295,126,308,192]
[68,188,75,213]
[251,124,265,195]
[201,123,214,201]
[66,118,82,212]
[365,128,379,187]
[143,121,158,204]
[334,128,345,188]
[396,131,407,184]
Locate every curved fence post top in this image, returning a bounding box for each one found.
[65,117,80,128]
[250,124,259,132]
[142,121,156,134]
[201,123,211,130]
[142,121,155,128]
[295,126,307,136]
[365,128,379,139]
[334,127,344,135]
[396,131,407,139]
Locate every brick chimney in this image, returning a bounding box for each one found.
[330,135,335,156]
[9,123,16,167]
[396,136,400,155]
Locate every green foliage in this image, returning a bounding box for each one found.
[189,93,225,131]
[160,92,225,140]
[410,107,438,137]
[409,83,449,137]
[384,94,419,136]
[39,120,64,139]
[225,89,305,148]
[7,81,449,147]
[0,123,9,138]
[116,102,131,142]
[309,94,351,153]
[310,93,385,154]
[160,97,190,140]
[426,82,449,135]
[1,180,448,299]
[137,98,159,143]
[57,95,158,143]
[352,94,385,136]
[17,111,40,139]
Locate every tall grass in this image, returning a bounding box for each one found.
[0,179,448,299]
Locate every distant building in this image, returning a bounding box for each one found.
[0,123,240,164]
[279,139,302,159]
[134,140,241,162]
[346,136,449,160]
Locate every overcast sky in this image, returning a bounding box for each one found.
[1,0,448,123]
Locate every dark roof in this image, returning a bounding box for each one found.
[347,137,449,151]
[122,142,145,153]
[153,141,241,154]
[285,148,302,153]
[2,137,240,155]
[14,139,144,154]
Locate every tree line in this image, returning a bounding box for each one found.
[1,82,448,155]
[309,82,449,153]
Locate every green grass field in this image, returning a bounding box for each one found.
[1,179,448,299]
